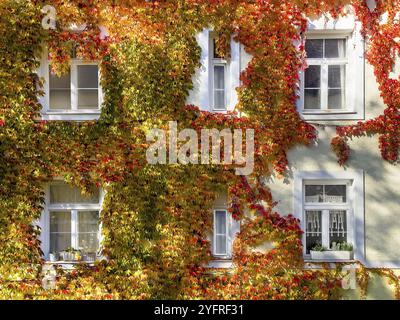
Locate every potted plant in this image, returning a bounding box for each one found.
[59,250,68,261]
[64,247,77,261]
[310,242,353,261]
[49,252,58,262]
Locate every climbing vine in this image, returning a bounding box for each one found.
[0,0,400,299]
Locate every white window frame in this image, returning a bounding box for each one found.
[209,208,240,266]
[38,47,103,121]
[39,181,104,262]
[213,209,230,256]
[189,29,240,113]
[303,180,353,255]
[294,171,365,262]
[210,36,228,111]
[301,36,348,112]
[297,16,365,120]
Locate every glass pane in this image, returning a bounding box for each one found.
[304,89,321,110]
[215,235,227,254]
[214,91,225,110]
[325,185,346,203]
[305,65,321,88]
[214,65,225,90]
[215,211,227,234]
[329,210,347,248]
[325,39,346,58]
[50,211,71,233]
[305,185,323,203]
[78,211,99,233]
[49,68,70,89]
[305,210,322,254]
[78,233,98,253]
[328,65,345,88]
[305,39,323,58]
[74,187,100,203]
[50,233,71,254]
[328,89,343,109]
[78,89,98,109]
[50,184,75,204]
[50,211,71,254]
[49,90,71,110]
[77,65,98,88]
[50,183,99,204]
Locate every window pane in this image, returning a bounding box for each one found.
[329,210,347,248]
[78,211,99,233]
[50,233,71,254]
[305,65,321,88]
[305,39,323,58]
[49,90,71,110]
[50,183,99,204]
[215,211,227,234]
[305,210,322,254]
[50,211,71,233]
[78,89,98,109]
[77,65,98,88]
[215,235,227,255]
[214,91,225,110]
[324,39,346,58]
[325,185,346,203]
[74,187,100,203]
[214,65,225,90]
[50,184,75,204]
[50,211,71,254]
[305,185,323,203]
[328,65,345,88]
[304,89,321,110]
[49,68,70,89]
[78,233,98,253]
[328,89,343,109]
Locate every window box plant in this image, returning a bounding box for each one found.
[310,242,353,261]
[49,252,58,262]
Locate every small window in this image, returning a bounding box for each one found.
[302,38,347,112]
[211,38,227,111]
[45,182,101,262]
[214,210,228,256]
[48,63,100,111]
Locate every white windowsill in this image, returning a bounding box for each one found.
[206,259,233,269]
[41,111,101,121]
[301,110,356,115]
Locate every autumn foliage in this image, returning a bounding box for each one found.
[0,0,399,299]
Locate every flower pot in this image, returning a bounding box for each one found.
[49,253,58,262]
[310,250,353,261]
[59,251,67,261]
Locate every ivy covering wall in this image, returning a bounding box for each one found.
[0,0,399,299]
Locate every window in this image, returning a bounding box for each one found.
[189,30,240,112]
[211,38,227,111]
[297,24,365,120]
[303,38,347,111]
[42,182,102,262]
[304,182,351,254]
[213,210,229,256]
[293,171,365,262]
[39,48,103,120]
[49,62,100,111]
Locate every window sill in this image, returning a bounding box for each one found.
[41,111,101,121]
[206,259,233,269]
[44,260,96,270]
[299,110,364,121]
[304,260,358,269]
